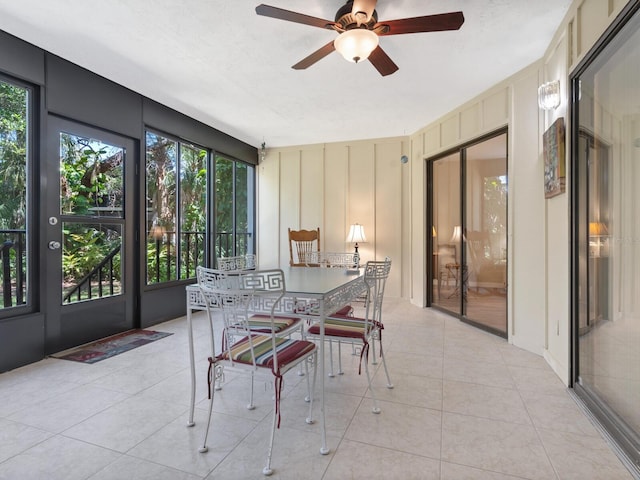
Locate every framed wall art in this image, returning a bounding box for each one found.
[543,117,566,198]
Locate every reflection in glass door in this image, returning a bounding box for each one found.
[430,131,508,336]
[465,133,508,335]
[432,152,461,315]
[572,4,640,467]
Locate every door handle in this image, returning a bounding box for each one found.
[48,241,61,250]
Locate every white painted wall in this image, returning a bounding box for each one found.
[257,0,633,385]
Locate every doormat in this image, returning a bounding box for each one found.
[52,329,173,364]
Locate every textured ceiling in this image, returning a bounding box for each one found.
[0,0,572,148]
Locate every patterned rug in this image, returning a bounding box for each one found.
[53,329,173,364]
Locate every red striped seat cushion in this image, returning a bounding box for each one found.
[245,314,301,333]
[306,316,373,340]
[219,334,316,374]
[327,313,384,330]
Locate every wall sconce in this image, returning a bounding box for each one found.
[346,223,367,268]
[450,225,463,243]
[538,80,561,110]
[260,141,266,163]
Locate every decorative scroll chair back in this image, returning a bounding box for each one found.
[303,251,358,268]
[288,228,320,266]
[362,258,392,330]
[217,253,257,272]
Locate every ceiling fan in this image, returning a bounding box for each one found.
[255,0,464,76]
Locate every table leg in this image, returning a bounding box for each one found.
[319,300,329,455]
[187,305,196,427]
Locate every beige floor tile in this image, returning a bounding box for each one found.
[538,428,635,480]
[324,439,440,480]
[443,380,531,425]
[441,412,557,480]
[0,435,121,480]
[345,399,442,459]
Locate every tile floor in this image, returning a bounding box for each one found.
[0,299,635,479]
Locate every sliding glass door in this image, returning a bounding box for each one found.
[429,131,508,336]
[572,2,640,467]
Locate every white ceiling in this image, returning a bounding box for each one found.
[0,0,572,148]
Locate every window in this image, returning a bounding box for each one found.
[214,154,255,260]
[0,78,30,311]
[145,131,207,284]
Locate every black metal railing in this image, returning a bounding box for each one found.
[148,230,253,284]
[1,230,27,308]
[63,245,121,303]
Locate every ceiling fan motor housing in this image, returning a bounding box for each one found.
[335,1,378,31]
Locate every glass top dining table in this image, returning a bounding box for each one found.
[185,266,366,455]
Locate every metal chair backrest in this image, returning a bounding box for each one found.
[302,251,358,268]
[217,253,257,272]
[363,258,392,326]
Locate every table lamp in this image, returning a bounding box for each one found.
[346,223,367,268]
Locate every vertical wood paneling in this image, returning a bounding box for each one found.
[279,150,301,267]
[349,143,375,264]
[324,144,348,252]
[375,141,403,297]
[460,103,481,139]
[257,153,281,268]
[300,148,324,233]
[441,116,459,146]
[483,89,509,130]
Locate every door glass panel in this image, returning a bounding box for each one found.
[60,133,124,217]
[0,80,29,310]
[574,6,640,463]
[465,134,508,334]
[59,133,125,304]
[432,152,461,315]
[62,223,122,303]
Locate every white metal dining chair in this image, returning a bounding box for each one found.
[197,268,318,476]
[197,266,306,390]
[305,258,393,413]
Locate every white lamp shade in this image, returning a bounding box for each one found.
[450,225,462,243]
[334,29,379,63]
[347,224,367,243]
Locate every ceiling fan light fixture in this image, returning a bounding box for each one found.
[334,28,379,63]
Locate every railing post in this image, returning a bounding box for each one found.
[2,240,14,308]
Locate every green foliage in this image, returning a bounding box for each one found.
[0,81,27,231]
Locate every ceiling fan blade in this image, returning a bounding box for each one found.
[256,4,337,30]
[368,45,398,76]
[292,41,336,70]
[351,0,377,21]
[375,11,464,36]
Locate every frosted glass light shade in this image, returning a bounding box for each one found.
[334,29,379,63]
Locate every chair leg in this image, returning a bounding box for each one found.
[247,371,256,410]
[199,360,220,453]
[380,350,394,389]
[336,341,344,375]
[370,333,378,365]
[328,340,335,377]
[263,407,277,476]
[306,353,317,424]
[362,347,381,414]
